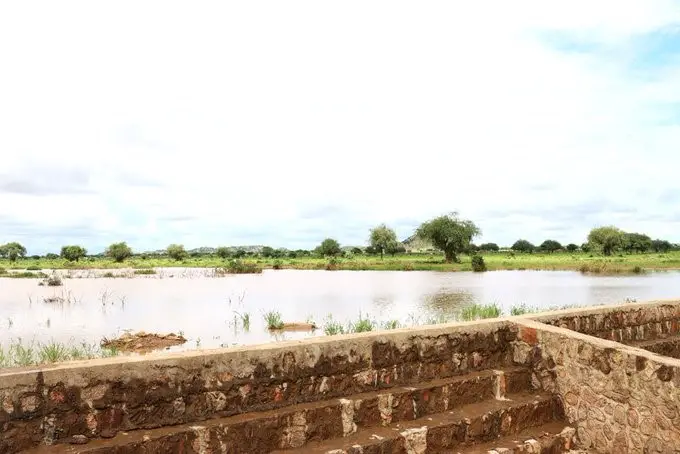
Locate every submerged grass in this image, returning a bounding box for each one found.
[133,268,156,275]
[459,303,502,321]
[0,339,120,368]
[263,310,284,330]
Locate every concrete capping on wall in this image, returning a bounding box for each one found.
[0,319,516,386]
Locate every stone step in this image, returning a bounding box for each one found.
[457,422,576,453]
[26,368,534,453]
[276,391,563,454]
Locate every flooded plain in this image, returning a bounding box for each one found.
[1,269,679,353]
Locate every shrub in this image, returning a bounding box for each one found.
[61,245,87,262]
[272,260,283,270]
[166,244,187,261]
[216,247,231,259]
[471,255,487,272]
[106,242,133,263]
[325,257,339,271]
[216,260,262,275]
[26,265,42,271]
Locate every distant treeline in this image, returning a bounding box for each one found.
[0,215,676,263]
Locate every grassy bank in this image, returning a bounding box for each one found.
[2,251,680,274]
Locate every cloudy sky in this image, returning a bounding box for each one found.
[1,1,680,254]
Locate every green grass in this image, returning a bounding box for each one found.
[263,310,284,330]
[347,312,375,333]
[133,268,156,275]
[323,315,346,335]
[459,303,502,321]
[3,251,680,274]
[510,303,539,316]
[0,338,121,368]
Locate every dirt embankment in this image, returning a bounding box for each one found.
[101,331,187,353]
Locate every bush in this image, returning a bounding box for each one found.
[325,257,339,271]
[26,265,42,271]
[272,260,283,270]
[61,245,87,262]
[216,260,262,275]
[471,255,487,272]
[106,242,133,263]
[166,244,187,261]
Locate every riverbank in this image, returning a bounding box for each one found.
[2,251,680,274]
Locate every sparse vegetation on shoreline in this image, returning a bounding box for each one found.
[1,251,679,275]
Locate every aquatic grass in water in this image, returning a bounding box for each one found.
[323,315,345,335]
[510,303,538,316]
[234,311,251,331]
[348,312,375,333]
[263,310,284,330]
[459,303,502,321]
[0,338,121,368]
[133,268,156,275]
[381,319,401,330]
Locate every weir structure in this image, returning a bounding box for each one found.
[2,299,680,453]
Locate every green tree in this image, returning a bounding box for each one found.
[60,245,87,262]
[566,243,579,252]
[216,247,232,259]
[260,246,275,258]
[622,233,652,254]
[167,244,187,261]
[106,242,133,263]
[587,226,624,256]
[479,243,500,252]
[0,242,27,262]
[369,224,398,259]
[651,239,672,253]
[351,247,363,255]
[318,238,341,257]
[539,239,562,253]
[45,253,59,259]
[416,212,481,263]
[233,249,246,258]
[511,239,535,253]
[387,243,406,256]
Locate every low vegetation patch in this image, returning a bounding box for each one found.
[216,260,262,275]
[39,273,63,287]
[263,310,284,330]
[459,303,502,321]
[0,339,119,368]
[471,255,487,272]
[133,268,156,275]
[7,271,46,278]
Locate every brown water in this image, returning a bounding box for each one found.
[1,269,678,352]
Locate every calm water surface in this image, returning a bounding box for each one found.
[0,269,678,351]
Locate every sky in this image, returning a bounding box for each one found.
[1,1,680,254]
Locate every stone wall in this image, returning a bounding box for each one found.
[0,321,519,453]
[532,300,680,344]
[515,318,680,453]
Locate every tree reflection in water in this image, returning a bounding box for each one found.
[420,290,476,322]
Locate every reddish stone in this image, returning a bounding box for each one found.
[519,327,538,345]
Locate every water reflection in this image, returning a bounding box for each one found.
[420,290,475,319]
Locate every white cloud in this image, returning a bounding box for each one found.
[1,1,680,252]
